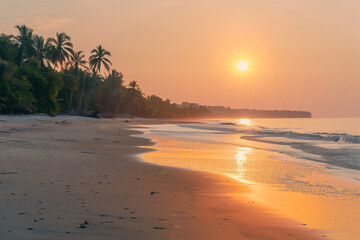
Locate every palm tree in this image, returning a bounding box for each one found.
[66,50,88,75]
[33,35,48,67]
[46,32,73,70]
[13,25,35,66]
[83,74,102,112]
[66,50,88,112]
[76,70,87,113]
[89,45,112,74]
[108,70,124,88]
[0,34,15,61]
[129,80,140,90]
[124,80,144,115]
[101,70,124,113]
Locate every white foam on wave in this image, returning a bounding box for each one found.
[177,121,360,171]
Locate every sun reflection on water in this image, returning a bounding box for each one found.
[234,147,253,178]
[238,118,251,126]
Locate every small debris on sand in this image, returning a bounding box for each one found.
[77,224,86,229]
[0,172,17,175]
[81,151,96,154]
[152,227,166,230]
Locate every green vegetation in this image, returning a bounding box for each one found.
[0,25,210,118]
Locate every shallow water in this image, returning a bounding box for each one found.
[137,118,360,240]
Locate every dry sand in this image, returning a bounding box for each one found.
[0,115,326,240]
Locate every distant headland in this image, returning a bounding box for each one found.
[178,103,312,118]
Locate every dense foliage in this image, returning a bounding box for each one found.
[0,25,210,118]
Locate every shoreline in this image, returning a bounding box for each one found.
[0,115,325,239]
[138,120,360,240]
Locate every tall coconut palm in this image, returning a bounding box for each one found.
[76,71,102,113]
[46,32,73,70]
[0,34,15,61]
[101,70,124,113]
[33,35,48,67]
[13,25,35,66]
[83,73,102,112]
[129,80,140,90]
[66,50,88,75]
[66,50,88,113]
[89,45,112,74]
[124,80,144,115]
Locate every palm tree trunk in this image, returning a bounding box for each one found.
[77,78,85,114]
[20,53,23,67]
[84,90,93,113]
[68,90,73,113]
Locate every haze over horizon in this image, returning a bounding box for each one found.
[1,0,359,117]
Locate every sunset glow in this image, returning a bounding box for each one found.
[1,1,359,240]
[0,1,358,116]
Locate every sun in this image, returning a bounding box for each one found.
[237,61,248,72]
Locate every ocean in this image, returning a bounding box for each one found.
[181,118,360,171]
[137,118,360,239]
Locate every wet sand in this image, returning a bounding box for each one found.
[0,115,324,239]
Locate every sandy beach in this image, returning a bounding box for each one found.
[0,115,325,240]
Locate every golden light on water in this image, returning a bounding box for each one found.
[237,61,249,71]
[238,118,251,126]
[234,147,252,178]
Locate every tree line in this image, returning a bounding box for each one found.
[0,25,210,118]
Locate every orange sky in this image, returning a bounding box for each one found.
[1,0,359,117]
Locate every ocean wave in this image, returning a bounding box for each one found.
[280,131,360,144]
[179,123,360,144]
[177,122,360,171]
[291,142,360,170]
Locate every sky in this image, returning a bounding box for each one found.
[0,0,359,117]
